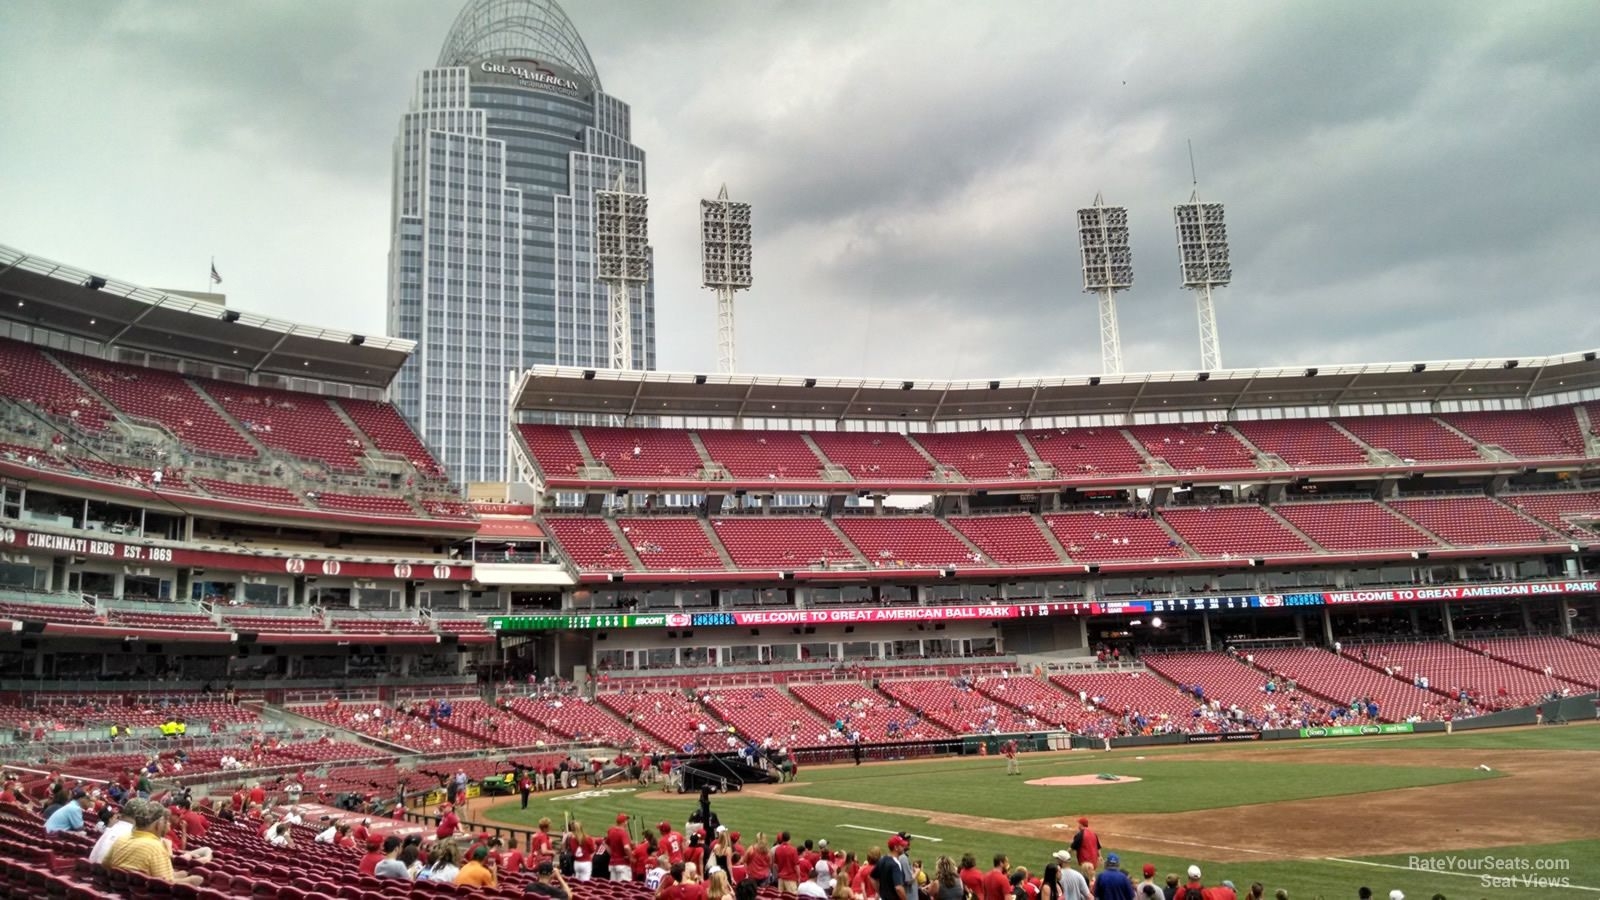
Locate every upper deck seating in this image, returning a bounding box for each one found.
[1023,426,1148,476]
[1337,414,1480,462]
[948,515,1062,565]
[337,398,447,477]
[1274,500,1437,552]
[55,350,257,458]
[834,516,983,568]
[710,517,856,569]
[696,429,821,480]
[1387,497,1557,546]
[1043,511,1188,562]
[1160,505,1315,557]
[579,427,703,479]
[913,431,1032,480]
[616,517,725,571]
[1128,424,1257,473]
[1231,419,1369,467]
[807,431,932,480]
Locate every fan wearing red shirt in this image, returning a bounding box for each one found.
[567,822,599,881]
[684,835,705,871]
[774,832,801,892]
[632,831,657,881]
[608,814,634,881]
[530,818,556,861]
[744,839,772,885]
[657,863,684,900]
[959,854,984,899]
[351,819,370,846]
[248,784,266,807]
[501,836,526,874]
[660,822,685,866]
[435,804,460,840]
[852,850,880,900]
[358,836,389,875]
[981,855,1011,900]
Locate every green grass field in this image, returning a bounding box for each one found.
[482,724,1600,899]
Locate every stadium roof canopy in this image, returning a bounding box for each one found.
[0,244,411,389]
[512,350,1600,424]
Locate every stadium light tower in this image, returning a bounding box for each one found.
[1174,191,1232,371]
[701,185,753,374]
[1077,193,1132,375]
[595,173,651,370]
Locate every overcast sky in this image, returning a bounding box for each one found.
[2,0,1597,382]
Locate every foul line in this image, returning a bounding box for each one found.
[1324,858,1600,893]
[1103,832,1274,856]
[838,825,943,843]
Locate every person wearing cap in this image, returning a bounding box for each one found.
[1388,892,1403,900]
[457,845,499,888]
[436,802,460,840]
[1091,854,1133,900]
[528,859,573,899]
[360,834,389,876]
[662,821,686,866]
[1131,864,1159,900]
[804,860,840,900]
[876,844,910,900]
[1071,819,1100,868]
[896,838,919,900]
[103,799,205,887]
[1052,851,1088,900]
[45,789,93,833]
[609,813,635,881]
[1175,865,1206,900]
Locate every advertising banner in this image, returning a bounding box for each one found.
[1298,723,1416,739]
[1185,731,1262,744]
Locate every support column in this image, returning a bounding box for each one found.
[1409,607,1420,633]
[1520,601,1534,632]
[1321,607,1334,647]
[1558,599,1573,636]
[1441,602,1454,641]
[1202,612,1213,651]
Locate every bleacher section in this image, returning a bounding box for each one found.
[807,431,931,480]
[1461,635,1600,690]
[697,429,821,480]
[1049,671,1196,721]
[615,517,724,571]
[57,350,258,458]
[1442,408,1587,459]
[787,681,951,742]
[948,515,1062,565]
[1160,505,1315,557]
[970,676,1099,730]
[700,686,836,747]
[579,427,703,478]
[519,424,589,478]
[1128,424,1257,472]
[1249,648,1444,722]
[878,678,1034,734]
[543,517,632,572]
[511,696,646,748]
[1274,500,1438,552]
[834,516,983,568]
[914,430,1031,480]
[597,690,714,750]
[1024,426,1148,475]
[195,380,367,472]
[336,397,446,477]
[709,517,856,569]
[1043,511,1188,562]
[1337,414,1480,462]
[1501,490,1600,535]
[1232,418,1369,467]
[1387,496,1557,546]
[1361,641,1569,708]
[0,337,113,430]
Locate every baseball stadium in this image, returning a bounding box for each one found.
[0,240,1597,900]
[3,0,1600,897]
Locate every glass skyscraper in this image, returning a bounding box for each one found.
[388,0,653,484]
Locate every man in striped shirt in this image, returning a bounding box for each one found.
[103,799,204,886]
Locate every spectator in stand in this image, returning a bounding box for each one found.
[876,845,909,900]
[266,821,295,848]
[44,789,93,833]
[501,836,526,874]
[932,857,965,900]
[853,849,882,900]
[1093,855,1133,900]
[661,821,686,866]
[103,799,205,887]
[567,820,598,881]
[801,861,837,900]
[529,859,573,899]
[609,813,635,881]
[436,803,461,840]
[359,835,390,876]
[775,831,802,893]
[530,818,556,862]
[645,854,670,891]
[89,805,134,865]
[1131,865,1160,899]
[457,845,499,887]
[374,836,411,880]
[744,835,771,885]
[958,853,985,898]
[981,855,1011,900]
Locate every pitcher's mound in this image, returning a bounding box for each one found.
[1026,775,1143,786]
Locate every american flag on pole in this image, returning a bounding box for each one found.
[210,260,222,285]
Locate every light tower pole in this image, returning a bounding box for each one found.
[595,173,650,370]
[701,185,753,374]
[1077,194,1132,375]
[1174,192,1232,371]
